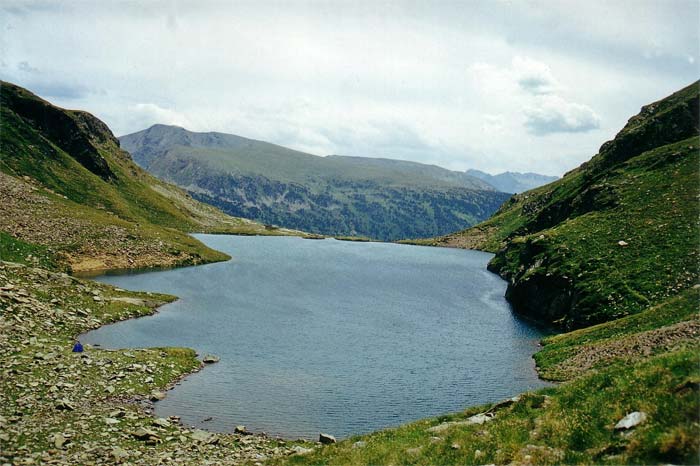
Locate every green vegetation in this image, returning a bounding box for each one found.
[332,235,373,242]
[0,81,305,273]
[0,231,59,270]
[429,81,699,329]
[120,125,511,240]
[535,288,699,381]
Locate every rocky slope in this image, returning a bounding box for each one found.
[0,81,303,273]
[120,125,511,241]
[0,261,316,465]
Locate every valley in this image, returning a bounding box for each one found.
[0,78,698,466]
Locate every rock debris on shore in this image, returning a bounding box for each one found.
[0,261,316,465]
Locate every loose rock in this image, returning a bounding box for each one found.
[152,418,171,428]
[291,445,315,455]
[614,411,647,430]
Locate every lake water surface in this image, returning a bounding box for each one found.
[83,235,548,439]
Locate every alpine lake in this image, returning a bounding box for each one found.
[82,235,549,440]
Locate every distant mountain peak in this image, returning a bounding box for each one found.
[465,169,558,194]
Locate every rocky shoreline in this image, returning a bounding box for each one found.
[0,260,317,465]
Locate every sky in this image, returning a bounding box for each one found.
[1,0,698,176]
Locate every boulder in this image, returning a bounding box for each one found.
[111,446,129,460]
[190,429,218,444]
[152,418,171,428]
[291,445,315,455]
[52,433,68,449]
[426,412,494,433]
[614,411,647,430]
[54,399,75,411]
[132,427,160,441]
[150,391,166,401]
[202,354,220,364]
[319,432,336,444]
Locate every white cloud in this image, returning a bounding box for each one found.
[469,56,600,137]
[0,0,696,176]
[513,56,559,95]
[127,104,193,135]
[524,95,601,135]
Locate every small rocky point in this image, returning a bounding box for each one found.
[202,354,220,364]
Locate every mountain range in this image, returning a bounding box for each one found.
[120,125,522,241]
[465,169,558,194]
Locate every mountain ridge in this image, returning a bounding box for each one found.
[465,168,559,193]
[120,124,513,240]
[122,124,496,190]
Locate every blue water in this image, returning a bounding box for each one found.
[82,235,548,439]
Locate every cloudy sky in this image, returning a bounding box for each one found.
[1,0,698,175]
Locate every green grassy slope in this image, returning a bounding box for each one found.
[120,125,513,241]
[418,81,699,330]
[0,81,301,272]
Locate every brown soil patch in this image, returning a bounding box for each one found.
[551,319,700,379]
[438,225,500,250]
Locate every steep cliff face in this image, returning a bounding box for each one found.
[0,82,117,180]
[433,81,699,330]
